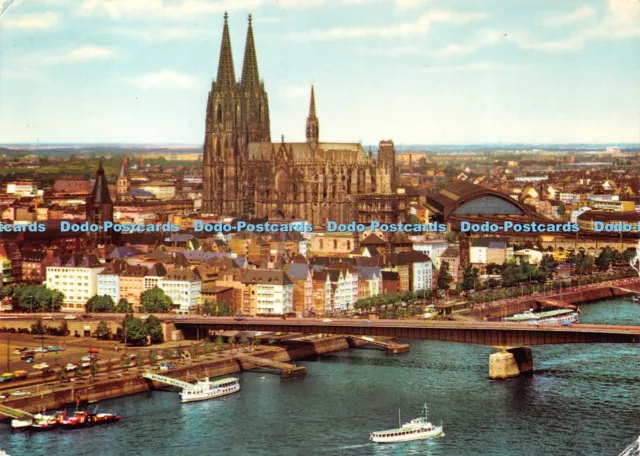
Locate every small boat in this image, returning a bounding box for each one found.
[370,403,444,444]
[57,410,120,429]
[180,377,240,403]
[631,295,640,303]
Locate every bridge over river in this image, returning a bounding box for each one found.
[169,317,640,380]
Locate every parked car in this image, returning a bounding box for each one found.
[47,346,64,352]
[88,347,100,354]
[25,357,34,364]
[159,362,174,372]
[35,348,47,353]
[80,361,91,368]
[42,315,53,320]
[12,349,22,355]
[363,319,372,324]
[0,395,7,400]
[33,363,49,370]
[80,356,91,362]
[322,318,333,323]
[64,315,77,320]
[13,370,28,379]
[65,363,78,372]
[234,314,247,321]
[0,373,14,383]
[11,391,30,397]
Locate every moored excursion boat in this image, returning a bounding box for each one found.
[180,377,240,403]
[503,308,578,325]
[370,404,444,444]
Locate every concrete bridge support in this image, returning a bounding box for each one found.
[489,347,533,380]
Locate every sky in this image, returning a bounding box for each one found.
[0,0,639,145]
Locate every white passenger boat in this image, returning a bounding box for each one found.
[11,413,55,432]
[503,308,578,325]
[370,404,444,444]
[179,377,240,403]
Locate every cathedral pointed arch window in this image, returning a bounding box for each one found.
[216,104,222,124]
[216,138,222,158]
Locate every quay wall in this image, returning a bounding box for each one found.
[1,336,351,416]
[473,280,640,321]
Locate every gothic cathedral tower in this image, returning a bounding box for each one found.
[306,85,319,148]
[203,13,270,216]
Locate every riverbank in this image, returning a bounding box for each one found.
[469,278,640,320]
[0,335,364,416]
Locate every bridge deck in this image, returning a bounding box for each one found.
[174,318,640,347]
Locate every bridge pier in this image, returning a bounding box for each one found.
[489,347,533,380]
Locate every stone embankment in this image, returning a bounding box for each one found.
[0,336,354,416]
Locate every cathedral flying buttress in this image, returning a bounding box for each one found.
[202,13,399,227]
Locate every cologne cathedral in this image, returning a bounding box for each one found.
[202,14,398,226]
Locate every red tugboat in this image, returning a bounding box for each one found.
[56,407,120,429]
[15,406,120,432]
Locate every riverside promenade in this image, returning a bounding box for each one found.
[0,335,357,416]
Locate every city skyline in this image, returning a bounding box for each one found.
[0,0,639,145]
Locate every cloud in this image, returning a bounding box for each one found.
[541,6,595,28]
[45,45,116,63]
[1,11,58,29]
[289,9,486,41]
[122,70,202,89]
[78,0,265,19]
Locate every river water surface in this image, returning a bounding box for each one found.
[1,297,639,456]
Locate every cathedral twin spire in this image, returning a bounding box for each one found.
[216,12,236,91]
[216,12,260,92]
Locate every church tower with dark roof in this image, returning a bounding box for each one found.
[203,13,270,216]
[86,158,114,246]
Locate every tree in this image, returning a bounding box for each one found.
[461,266,479,292]
[595,246,615,271]
[252,336,261,350]
[571,252,593,276]
[228,336,236,352]
[557,204,566,218]
[96,321,112,340]
[141,287,173,313]
[539,255,559,280]
[240,336,249,350]
[437,262,453,290]
[116,298,133,313]
[57,320,69,336]
[59,370,67,382]
[11,285,64,313]
[145,315,164,344]
[215,335,224,353]
[31,319,46,335]
[217,300,232,316]
[86,295,116,313]
[121,315,148,345]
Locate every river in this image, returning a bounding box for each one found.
[1,297,639,456]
